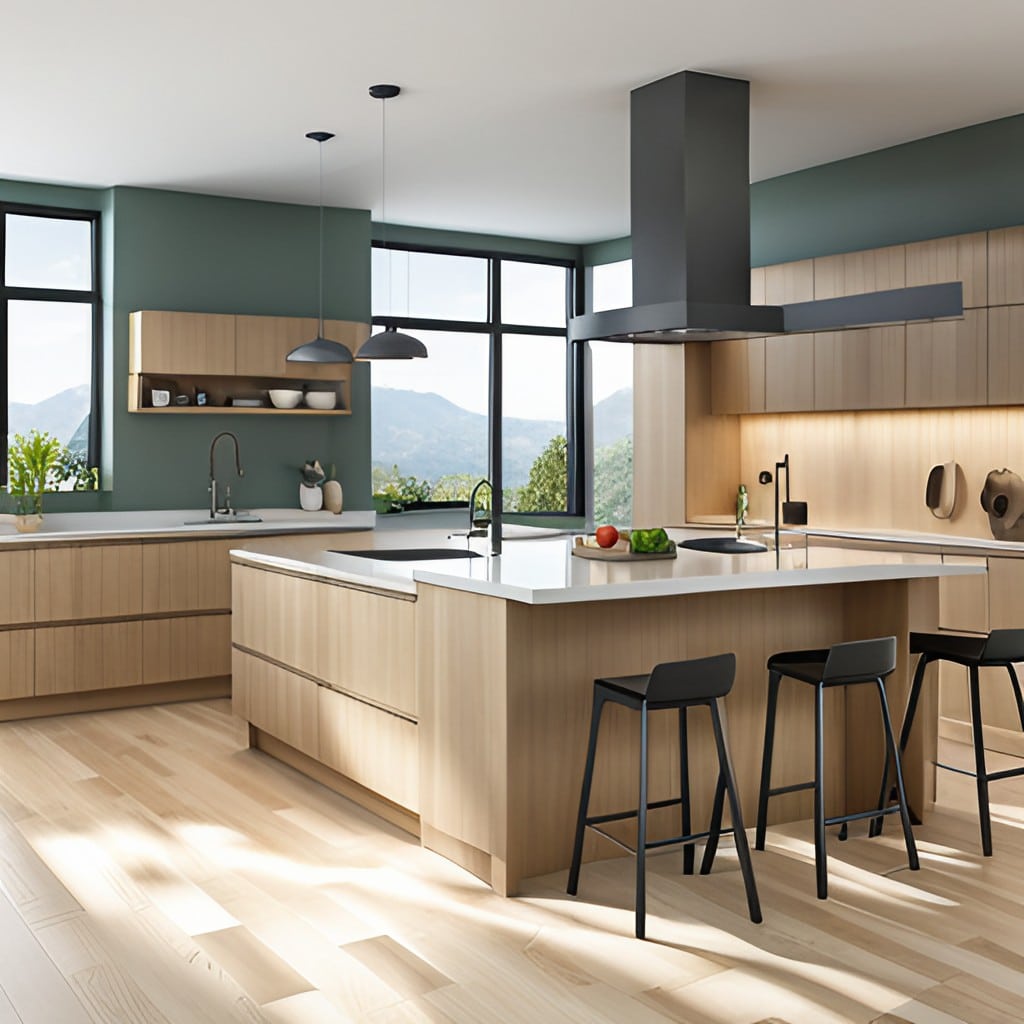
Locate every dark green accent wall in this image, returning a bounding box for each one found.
[377,222,580,262]
[582,113,1024,269]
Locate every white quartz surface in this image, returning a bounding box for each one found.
[0,508,375,543]
[233,528,985,605]
[804,525,1024,555]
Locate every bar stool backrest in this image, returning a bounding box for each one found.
[982,628,1024,663]
[646,652,736,704]
[822,636,897,684]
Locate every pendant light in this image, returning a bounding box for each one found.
[358,85,427,360]
[287,131,354,364]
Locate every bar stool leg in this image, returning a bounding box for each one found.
[708,700,762,923]
[1006,663,1024,733]
[636,702,650,939]
[875,678,919,871]
[700,770,726,875]
[814,682,828,900]
[968,665,993,856]
[568,691,606,895]
[679,707,694,875]
[755,671,782,851]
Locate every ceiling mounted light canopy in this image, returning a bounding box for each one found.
[358,84,428,360]
[287,131,354,364]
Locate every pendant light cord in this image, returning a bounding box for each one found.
[318,139,325,338]
[381,96,391,317]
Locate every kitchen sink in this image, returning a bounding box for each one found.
[679,537,768,554]
[332,547,483,561]
[183,513,263,525]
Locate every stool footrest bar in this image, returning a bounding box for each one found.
[768,781,815,797]
[585,797,684,826]
[825,806,900,827]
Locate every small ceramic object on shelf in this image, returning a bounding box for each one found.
[323,478,343,514]
[981,468,1024,541]
[269,389,303,409]
[151,389,170,407]
[304,391,337,410]
[299,484,324,511]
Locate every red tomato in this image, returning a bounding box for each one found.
[595,525,619,548]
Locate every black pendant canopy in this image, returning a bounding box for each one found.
[287,131,354,364]
[360,84,427,360]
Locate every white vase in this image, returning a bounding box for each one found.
[299,484,323,511]
[323,479,343,514]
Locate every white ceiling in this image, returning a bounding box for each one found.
[5,0,1024,244]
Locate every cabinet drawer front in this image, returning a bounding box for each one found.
[232,649,319,758]
[0,631,34,701]
[35,622,143,695]
[131,311,235,376]
[142,540,233,614]
[143,615,231,685]
[0,551,34,626]
[35,545,143,622]
[318,685,418,813]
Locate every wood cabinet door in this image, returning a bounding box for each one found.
[764,334,815,412]
[0,632,34,701]
[906,232,987,309]
[905,308,987,408]
[130,311,235,376]
[235,315,363,381]
[988,226,1024,306]
[142,540,234,614]
[35,544,143,622]
[710,338,765,414]
[0,551,34,626]
[813,326,905,410]
[813,245,905,300]
[143,615,231,685]
[763,259,814,304]
[35,622,143,695]
[987,305,1024,406]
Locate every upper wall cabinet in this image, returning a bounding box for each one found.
[988,226,1024,306]
[987,304,1024,406]
[906,232,987,309]
[130,311,236,376]
[905,308,987,408]
[813,326,905,411]
[763,260,814,305]
[710,338,765,414]
[235,316,367,381]
[813,245,905,300]
[764,334,815,412]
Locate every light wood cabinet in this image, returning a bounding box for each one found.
[986,305,1024,406]
[813,245,905,300]
[905,308,987,408]
[764,334,815,412]
[937,556,989,633]
[988,226,1024,306]
[129,311,236,376]
[142,615,232,685]
[142,540,234,614]
[763,259,814,305]
[906,232,987,309]
[813,326,905,410]
[34,544,143,622]
[0,551,34,626]
[232,649,320,758]
[235,316,366,381]
[0,632,34,701]
[35,622,143,695]
[709,338,765,414]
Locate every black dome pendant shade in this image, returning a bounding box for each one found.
[287,131,354,364]
[359,84,427,361]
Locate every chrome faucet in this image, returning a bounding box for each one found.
[468,478,492,537]
[209,431,245,519]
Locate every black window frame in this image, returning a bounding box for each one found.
[0,202,103,485]
[371,240,585,517]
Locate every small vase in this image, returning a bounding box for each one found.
[323,479,343,514]
[14,513,43,534]
[299,484,323,511]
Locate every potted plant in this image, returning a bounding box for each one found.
[371,465,433,513]
[6,429,63,532]
[299,458,326,511]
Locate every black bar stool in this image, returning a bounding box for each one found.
[567,652,762,939]
[755,636,919,899]
[873,629,1024,856]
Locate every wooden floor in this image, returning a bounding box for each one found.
[0,702,1023,1024]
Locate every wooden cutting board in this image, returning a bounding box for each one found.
[571,537,677,561]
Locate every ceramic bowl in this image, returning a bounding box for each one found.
[304,391,337,410]
[268,389,303,409]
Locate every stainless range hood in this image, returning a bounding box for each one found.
[569,70,962,344]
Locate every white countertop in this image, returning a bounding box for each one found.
[804,525,1024,555]
[232,528,985,605]
[0,508,376,543]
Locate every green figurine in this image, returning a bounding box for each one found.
[736,484,749,530]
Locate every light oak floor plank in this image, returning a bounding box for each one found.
[0,700,1022,1021]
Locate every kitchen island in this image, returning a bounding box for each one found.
[231,530,983,895]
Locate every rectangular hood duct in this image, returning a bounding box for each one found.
[569,70,962,344]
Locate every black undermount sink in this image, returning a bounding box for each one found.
[680,537,768,554]
[331,547,483,561]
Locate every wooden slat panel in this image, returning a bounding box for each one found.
[710,337,765,414]
[35,622,143,695]
[0,550,34,626]
[235,315,365,382]
[813,326,905,410]
[988,225,1024,306]
[765,334,815,412]
[813,245,905,300]
[232,648,319,760]
[318,685,418,813]
[142,539,233,614]
[35,545,143,622]
[142,615,231,685]
[938,557,989,634]
[986,305,1024,406]
[906,231,987,308]
[905,308,987,408]
[763,259,814,304]
[0,630,34,701]
[130,311,235,376]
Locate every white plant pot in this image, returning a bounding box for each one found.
[323,479,343,514]
[299,484,323,512]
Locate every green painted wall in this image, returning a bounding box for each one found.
[377,223,580,262]
[582,113,1024,269]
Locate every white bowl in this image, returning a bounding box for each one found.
[268,389,303,409]
[304,391,337,410]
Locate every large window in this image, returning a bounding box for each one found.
[2,204,101,480]
[370,244,580,514]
